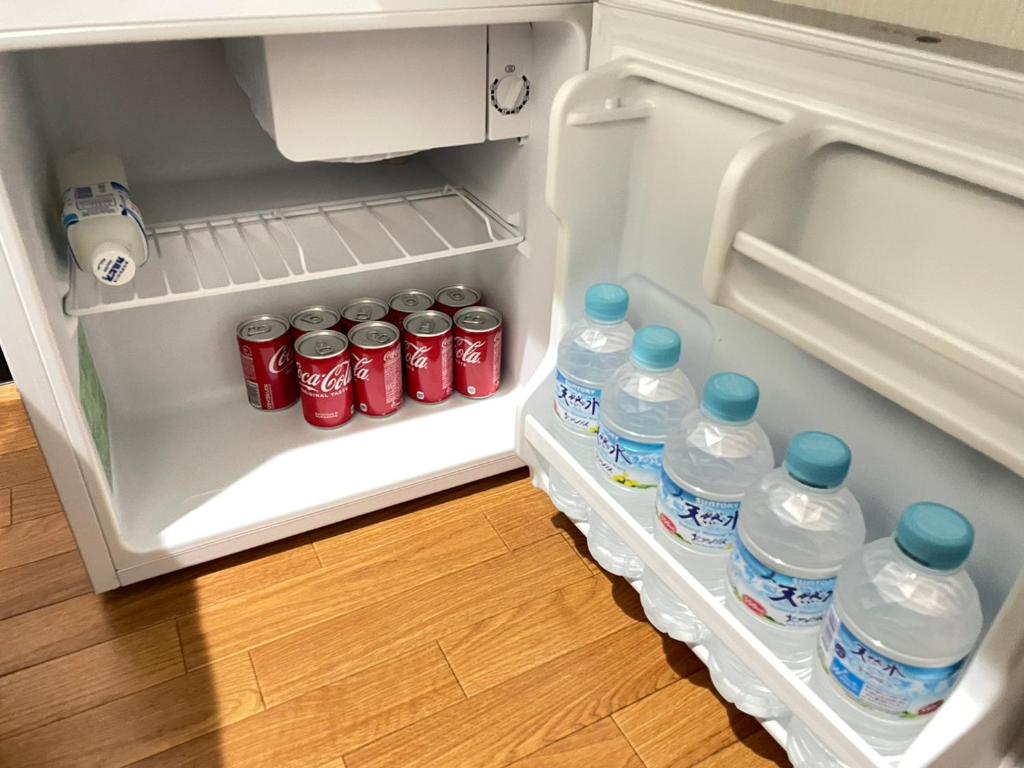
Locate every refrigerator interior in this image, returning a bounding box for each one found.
[0,19,587,580]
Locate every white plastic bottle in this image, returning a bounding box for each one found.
[640,372,774,643]
[588,326,697,580]
[787,502,982,766]
[58,150,148,286]
[707,431,865,719]
[550,283,634,523]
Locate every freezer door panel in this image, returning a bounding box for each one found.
[520,3,1024,766]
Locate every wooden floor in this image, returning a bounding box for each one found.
[0,384,789,768]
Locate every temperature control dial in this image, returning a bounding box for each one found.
[490,74,531,115]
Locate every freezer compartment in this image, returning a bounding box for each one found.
[226,28,489,162]
[531,43,1024,768]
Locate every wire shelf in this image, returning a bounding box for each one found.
[64,186,522,316]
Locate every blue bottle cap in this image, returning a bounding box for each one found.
[896,502,974,571]
[702,372,760,424]
[631,326,681,371]
[584,283,629,323]
[784,431,851,489]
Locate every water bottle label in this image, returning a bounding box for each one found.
[727,536,836,627]
[62,182,145,232]
[595,420,663,491]
[61,181,148,283]
[553,369,601,435]
[817,606,967,719]
[657,470,740,551]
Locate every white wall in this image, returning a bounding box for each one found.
[771,0,1024,49]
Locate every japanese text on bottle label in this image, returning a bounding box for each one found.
[817,605,967,719]
[727,536,835,627]
[657,471,741,551]
[553,368,601,435]
[595,420,663,491]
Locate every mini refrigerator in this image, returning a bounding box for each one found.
[0,1,1022,766]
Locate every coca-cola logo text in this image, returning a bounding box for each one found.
[269,344,293,374]
[354,355,371,381]
[455,338,485,365]
[298,361,351,393]
[406,343,431,369]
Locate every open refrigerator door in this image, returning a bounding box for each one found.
[516,2,1024,766]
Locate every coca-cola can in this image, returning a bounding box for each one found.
[453,306,503,399]
[294,330,354,428]
[388,289,434,328]
[349,321,403,418]
[236,315,299,411]
[435,285,482,317]
[340,297,389,333]
[289,305,342,341]
[402,310,453,404]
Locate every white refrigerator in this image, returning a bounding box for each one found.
[0,1,1021,766]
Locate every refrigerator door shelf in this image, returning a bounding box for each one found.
[531,6,1024,766]
[64,186,521,317]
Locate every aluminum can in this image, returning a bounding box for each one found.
[402,310,453,404]
[453,306,503,399]
[294,330,354,428]
[340,297,389,333]
[387,289,434,328]
[236,315,298,411]
[434,285,482,317]
[289,305,342,341]
[349,321,403,417]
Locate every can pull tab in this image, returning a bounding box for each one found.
[315,341,336,356]
[247,323,271,337]
[300,314,323,326]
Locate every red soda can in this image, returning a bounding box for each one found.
[294,330,354,428]
[349,321,403,417]
[453,306,503,399]
[402,310,453,404]
[340,297,388,333]
[387,289,434,328]
[236,315,299,411]
[289,305,342,342]
[435,285,482,317]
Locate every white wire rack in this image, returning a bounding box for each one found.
[64,186,522,316]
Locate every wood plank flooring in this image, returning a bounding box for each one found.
[0,383,789,767]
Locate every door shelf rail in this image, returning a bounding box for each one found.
[64,185,522,316]
[523,411,898,768]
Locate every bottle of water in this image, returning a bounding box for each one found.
[58,150,148,286]
[640,372,774,643]
[787,502,982,766]
[707,431,865,719]
[550,284,634,523]
[588,326,697,579]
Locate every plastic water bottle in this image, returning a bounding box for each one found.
[550,284,634,523]
[707,431,865,719]
[640,372,774,643]
[58,150,148,286]
[588,326,697,579]
[787,502,982,765]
